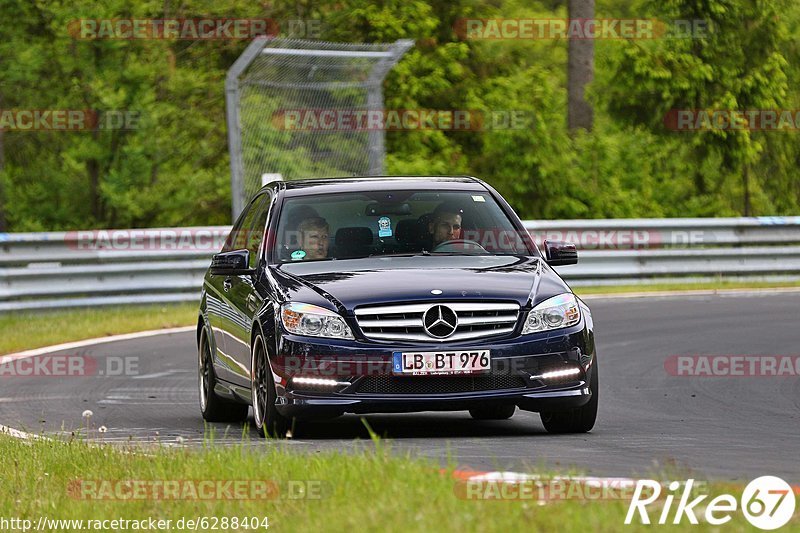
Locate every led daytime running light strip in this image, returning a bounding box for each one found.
[291,376,351,387]
[536,367,581,380]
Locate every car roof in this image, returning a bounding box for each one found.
[271,176,488,197]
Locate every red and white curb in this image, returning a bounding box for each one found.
[451,469,636,484]
[0,424,48,442]
[447,469,641,501]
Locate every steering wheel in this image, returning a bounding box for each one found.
[431,239,488,253]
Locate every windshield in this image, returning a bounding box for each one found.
[273,190,534,263]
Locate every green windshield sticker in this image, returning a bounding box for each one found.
[291,250,307,261]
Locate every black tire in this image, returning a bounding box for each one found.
[469,404,516,420]
[198,330,249,423]
[251,336,291,438]
[540,360,599,434]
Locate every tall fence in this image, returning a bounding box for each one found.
[1,217,799,311]
[225,38,413,218]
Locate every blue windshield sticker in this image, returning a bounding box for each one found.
[378,216,393,237]
[291,250,306,261]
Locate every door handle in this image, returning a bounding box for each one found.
[223,278,232,292]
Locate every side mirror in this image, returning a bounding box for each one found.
[210,249,251,275]
[544,240,578,266]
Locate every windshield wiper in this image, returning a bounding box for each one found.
[368,251,430,258]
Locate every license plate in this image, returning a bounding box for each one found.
[392,350,491,376]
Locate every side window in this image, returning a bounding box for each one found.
[221,195,262,253]
[246,193,273,268]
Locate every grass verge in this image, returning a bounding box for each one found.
[0,303,197,355]
[0,433,775,532]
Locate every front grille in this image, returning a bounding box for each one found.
[354,301,520,342]
[354,374,527,395]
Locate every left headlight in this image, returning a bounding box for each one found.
[280,302,354,339]
[522,293,581,334]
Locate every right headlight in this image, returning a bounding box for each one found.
[280,302,354,339]
[522,293,580,334]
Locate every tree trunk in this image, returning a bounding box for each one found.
[87,155,102,222]
[567,0,595,131]
[0,93,7,231]
[743,163,751,216]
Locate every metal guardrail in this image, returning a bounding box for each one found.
[0,228,226,311]
[1,217,800,311]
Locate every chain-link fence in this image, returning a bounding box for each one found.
[225,37,413,217]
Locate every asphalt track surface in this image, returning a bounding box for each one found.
[2,293,798,482]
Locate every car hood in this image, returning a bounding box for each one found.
[271,255,569,313]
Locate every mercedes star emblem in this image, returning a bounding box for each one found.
[423,305,458,338]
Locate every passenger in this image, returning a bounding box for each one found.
[296,216,330,260]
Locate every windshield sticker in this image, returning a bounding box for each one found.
[472,195,486,202]
[290,249,307,261]
[378,216,393,237]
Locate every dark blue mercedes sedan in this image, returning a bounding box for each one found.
[197,177,598,437]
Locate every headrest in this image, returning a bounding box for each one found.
[335,227,373,247]
[395,219,424,244]
[286,205,320,230]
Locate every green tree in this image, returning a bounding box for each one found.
[600,0,793,215]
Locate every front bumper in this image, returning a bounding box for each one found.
[276,385,592,418]
[272,322,596,419]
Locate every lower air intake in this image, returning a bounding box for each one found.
[354,374,526,395]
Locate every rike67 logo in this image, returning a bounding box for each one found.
[625,476,796,530]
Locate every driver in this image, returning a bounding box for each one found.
[427,203,464,248]
[297,216,330,260]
